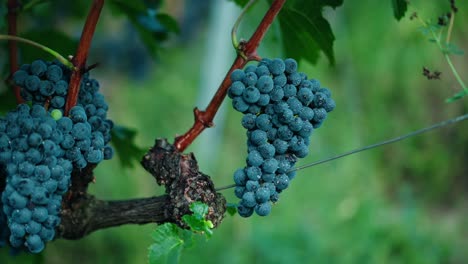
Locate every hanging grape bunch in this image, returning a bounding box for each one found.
[228,58,335,217]
[0,59,114,253]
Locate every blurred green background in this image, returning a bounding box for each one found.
[1,0,468,263]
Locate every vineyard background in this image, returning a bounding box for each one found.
[1,0,467,263]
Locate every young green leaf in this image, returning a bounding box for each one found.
[148,223,184,264]
[182,202,214,238]
[189,202,209,220]
[226,203,238,216]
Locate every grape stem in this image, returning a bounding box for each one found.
[64,0,104,116]
[215,113,468,191]
[174,0,286,152]
[231,0,258,49]
[6,0,23,104]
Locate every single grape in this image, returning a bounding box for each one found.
[241,192,257,208]
[255,187,270,203]
[229,81,245,97]
[268,58,285,75]
[231,69,246,82]
[246,166,261,181]
[256,75,274,93]
[284,58,298,74]
[255,202,272,216]
[233,169,247,185]
[242,72,258,86]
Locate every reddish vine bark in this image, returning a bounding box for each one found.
[174,0,286,152]
[64,0,104,116]
[7,0,23,104]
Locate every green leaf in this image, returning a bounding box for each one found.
[442,43,464,56]
[19,30,77,63]
[228,0,250,7]
[182,202,214,238]
[148,223,184,264]
[189,202,209,220]
[156,13,180,34]
[391,0,407,21]
[446,90,468,103]
[226,203,238,216]
[275,0,343,66]
[108,0,179,58]
[110,125,146,168]
[0,90,17,116]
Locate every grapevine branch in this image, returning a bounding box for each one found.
[174,0,286,152]
[58,195,168,240]
[64,0,104,115]
[56,138,226,240]
[7,0,23,104]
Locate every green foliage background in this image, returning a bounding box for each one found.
[1,0,468,263]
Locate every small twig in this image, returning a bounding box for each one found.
[64,0,104,116]
[174,0,286,152]
[0,35,73,68]
[232,0,258,49]
[7,0,23,104]
[215,184,236,191]
[416,14,467,94]
[446,11,455,43]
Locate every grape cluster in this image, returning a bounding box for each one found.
[0,104,72,253]
[12,59,114,168]
[1,169,8,248]
[0,59,114,253]
[228,58,335,217]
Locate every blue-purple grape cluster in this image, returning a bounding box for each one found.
[0,59,114,253]
[0,104,72,253]
[228,58,335,217]
[0,169,7,248]
[12,59,114,168]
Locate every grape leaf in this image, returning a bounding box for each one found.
[148,223,184,264]
[108,0,179,58]
[228,0,250,7]
[226,203,238,216]
[273,0,343,65]
[156,13,180,34]
[20,30,77,63]
[182,202,214,238]
[148,203,214,264]
[110,125,146,168]
[0,90,17,115]
[189,202,209,220]
[391,0,408,21]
